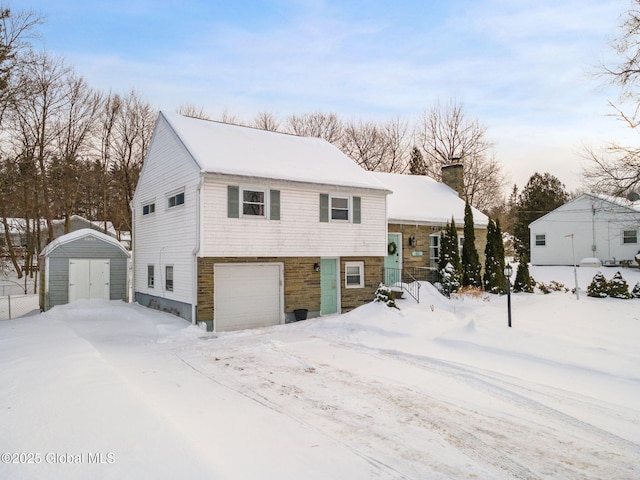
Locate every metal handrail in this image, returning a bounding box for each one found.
[383,267,421,303]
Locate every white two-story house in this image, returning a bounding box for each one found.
[132,112,390,331]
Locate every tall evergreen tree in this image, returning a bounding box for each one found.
[408,146,427,175]
[438,218,462,295]
[513,251,534,293]
[513,172,569,256]
[483,218,507,294]
[461,200,481,288]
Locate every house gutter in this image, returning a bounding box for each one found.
[191,175,204,324]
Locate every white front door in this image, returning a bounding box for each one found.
[69,259,110,303]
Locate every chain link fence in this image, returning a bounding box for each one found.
[0,294,40,321]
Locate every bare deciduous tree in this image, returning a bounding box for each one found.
[285,111,343,144]
[177,102,211,120]
[584,1,640,196]
[416,99,504,210]
[253,110,280,131]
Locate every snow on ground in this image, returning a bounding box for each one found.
[1,266,639,479]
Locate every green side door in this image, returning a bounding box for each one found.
[320,258,338,315]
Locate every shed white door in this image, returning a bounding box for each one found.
[69,259,110,302]
[214,263,283,332]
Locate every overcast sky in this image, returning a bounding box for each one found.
[21,0,636,193]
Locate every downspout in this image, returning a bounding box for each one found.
[191,175,204,324]
[130,200,135,303]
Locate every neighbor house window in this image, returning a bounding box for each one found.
[623,229,638,244]
[345,261,364,288]
[331,196,349,221]
[142,202,155,215]
[535,234,546,246]
[429,235,440,268]
[165,266,173,291]
[242,189,266,216]
[167,191,185,209]
[458,236,464,254]
[147,265,154,288]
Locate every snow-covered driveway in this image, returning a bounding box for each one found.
[1,275,639,479]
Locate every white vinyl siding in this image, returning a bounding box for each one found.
[201,177,387,258]
[132,115,200,304]
[529,194,640,265]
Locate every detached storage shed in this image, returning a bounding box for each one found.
[40,228,130,311]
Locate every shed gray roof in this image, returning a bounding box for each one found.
[41,228,130,258]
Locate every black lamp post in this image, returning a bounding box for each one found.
[504,263,513,328]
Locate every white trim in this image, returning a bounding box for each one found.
[345,261,365,288]
[330,194,351,222]
[166,188,185,210]
[535,233,547,247]
[240,186,268,219]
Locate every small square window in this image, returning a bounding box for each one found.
[345,261,364,288]
[143,202,155,215]
[331,196,349,221]
[165,265,173,292]
[147,265,154,288]
[243,189,266,216]
[623,230,638,244]
[535,234,546,246]
[168,192,185,208]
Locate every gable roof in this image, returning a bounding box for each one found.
[41,228,130,258]
[371,172,489,227]
[160,111,389,192]
[529,192,640,227]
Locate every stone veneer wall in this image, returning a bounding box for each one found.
[388,223,488,272]
[340,256,384,312]
[197,256,384,322]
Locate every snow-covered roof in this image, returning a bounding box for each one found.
[41,228,130,257]
[371,172,489,227]
[161,111,390,192]
[530,192,640,227]
[588,193,640,212]
[0,218,46,235]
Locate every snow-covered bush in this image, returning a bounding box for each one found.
[587,272,609,298]
[439,262,461,298]
[631,282,640,298]
[374,284,398,309]
[608,271,631,299]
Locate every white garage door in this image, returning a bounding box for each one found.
[214,263,283,332]
[69,259,110,303]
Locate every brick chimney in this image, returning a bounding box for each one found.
[441,157,464,198]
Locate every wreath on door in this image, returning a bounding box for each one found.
[387,241,398,255]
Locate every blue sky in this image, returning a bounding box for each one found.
[18,0,635,193]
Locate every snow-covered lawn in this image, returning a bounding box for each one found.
[1,266,639,479]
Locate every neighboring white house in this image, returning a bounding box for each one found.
[529,193,640,266]
[132,111,390,331]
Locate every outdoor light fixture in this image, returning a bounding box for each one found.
[313,263,320,272]
[504,263,513,328]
